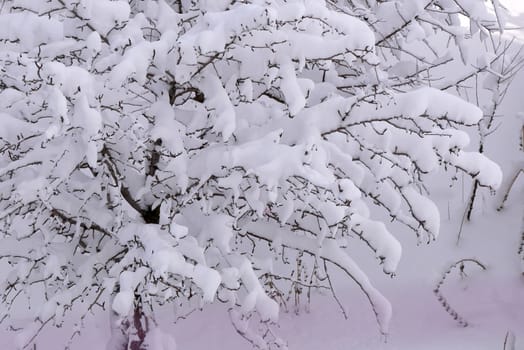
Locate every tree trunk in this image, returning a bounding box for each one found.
[107,295,149,350]
[129,296,149,350]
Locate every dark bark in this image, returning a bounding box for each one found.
[129,295,149,350]
[465,180,479,221]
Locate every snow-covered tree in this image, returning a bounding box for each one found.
[0,0,508,348]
